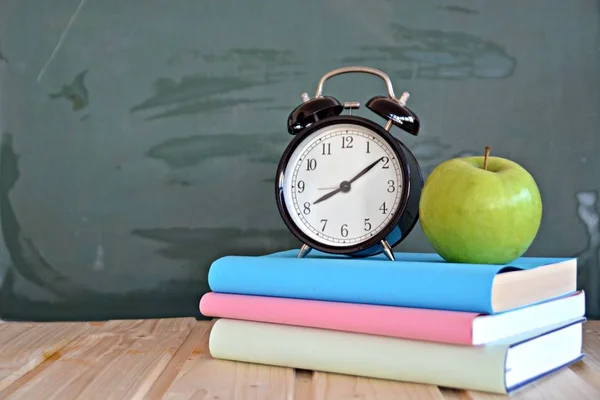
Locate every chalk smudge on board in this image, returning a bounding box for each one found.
[341,23,516,80]
[49,69,90,111]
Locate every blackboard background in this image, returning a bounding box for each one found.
[0,0,598,320]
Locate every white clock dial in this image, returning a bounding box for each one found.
[282,123,404,247]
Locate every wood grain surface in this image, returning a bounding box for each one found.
[0,319,597,399]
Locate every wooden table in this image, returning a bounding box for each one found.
[0,319,599,399]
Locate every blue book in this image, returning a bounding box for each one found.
[207,249,577,314]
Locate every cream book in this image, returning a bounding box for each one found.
[208,318,585,394]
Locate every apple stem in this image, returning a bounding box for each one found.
[483,146,491,170]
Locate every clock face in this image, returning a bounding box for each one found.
[281,123,405,248]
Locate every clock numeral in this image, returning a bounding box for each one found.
[379,202,388,214]
[341,136,354,148]
[382,157,390,169]
[303,202,311,214]
[387,180,395,193]
[340,224,349,237]
[321,142,331,155]
[320,219,328,231]
[297,180,305,193]
[366,142,370,153]
[306,158,317,171]
[364,218,372,231]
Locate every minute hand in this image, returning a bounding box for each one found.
[312,157,385,205]
[348,156,384,184]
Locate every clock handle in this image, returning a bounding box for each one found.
[314,66,397,99]
[311,66,418,136]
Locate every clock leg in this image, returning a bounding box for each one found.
[298,244,313,258]
[380,240,396,261]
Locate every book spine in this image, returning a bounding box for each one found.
[200,292,478,345]
[209,319,508,393]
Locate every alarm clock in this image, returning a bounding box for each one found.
[274,66,423,261]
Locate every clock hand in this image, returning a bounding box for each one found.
[348,156,385,184]
[313,157,385,205]
[313,186,343,205]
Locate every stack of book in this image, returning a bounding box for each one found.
[199,249,585,394]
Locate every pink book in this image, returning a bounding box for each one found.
[199,291,585,345]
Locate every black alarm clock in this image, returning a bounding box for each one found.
[275,66,423,261]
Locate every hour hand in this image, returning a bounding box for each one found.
[313,157,383,205]
[313,186,342,205]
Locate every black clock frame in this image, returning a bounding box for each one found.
[275,115,423,257]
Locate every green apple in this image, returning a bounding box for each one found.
[419,149,542,264]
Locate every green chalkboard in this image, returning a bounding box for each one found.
[0,0,598,321]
